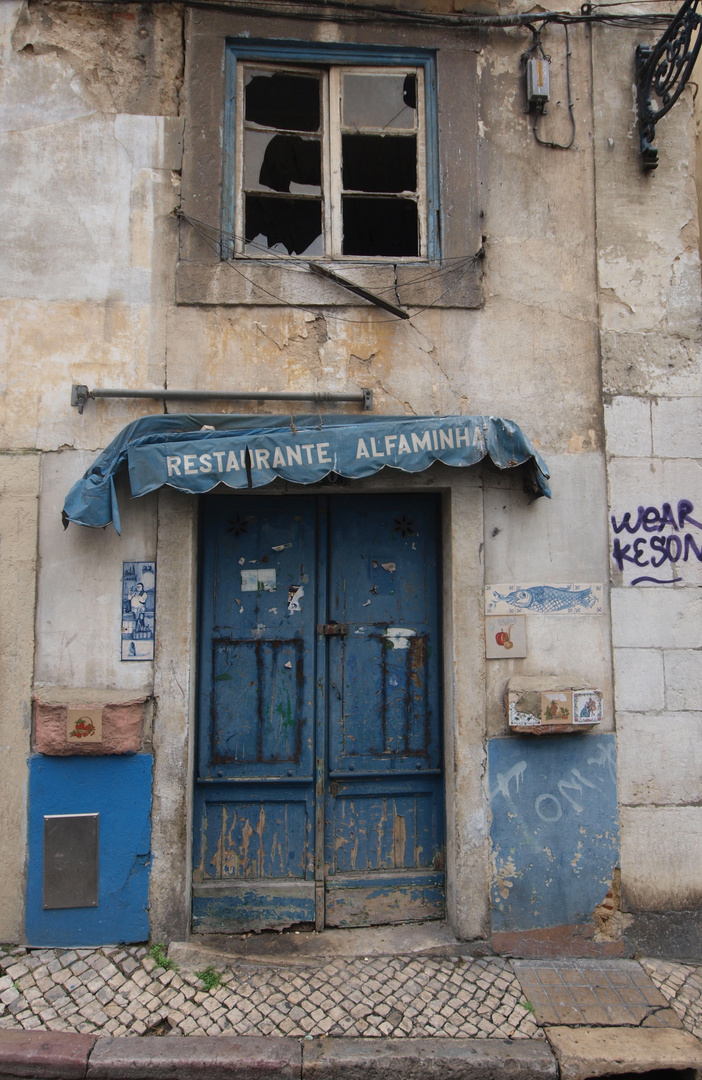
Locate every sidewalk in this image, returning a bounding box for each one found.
[1,935,702,1077]
[0,943,540,1040]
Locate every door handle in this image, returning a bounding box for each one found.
[317,622,348,636]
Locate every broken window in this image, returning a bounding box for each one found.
[236,63,427,259]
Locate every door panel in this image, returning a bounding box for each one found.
[327,496,441,776]
[210,638,305,765]
[191,784,315,933]
[324,872,445,926]
[198,796,311,879]
[193,493,444,933]
[324,776,445,926]
[197,499,317,782]
[193,498,317,932]
[329,784,440,873]
[324,495,444,927]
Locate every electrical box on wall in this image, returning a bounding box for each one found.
[506,678,603,735]
[526,57,550,109]
[43,814,99,909]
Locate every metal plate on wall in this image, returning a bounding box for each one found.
[43,814,99,909]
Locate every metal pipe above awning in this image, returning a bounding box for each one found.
[71,385,373,413]
[62,413,551,533]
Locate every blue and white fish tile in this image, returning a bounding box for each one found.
[485,582,604,615]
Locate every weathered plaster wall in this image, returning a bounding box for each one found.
[0,0,183,455]
[35,453,157,691]
[149,488,198,943]
[0,453,39,942]
[484,454,613,740]
[441,478,488,940]
[488,733,619,933]
[0,0,183,942]
[592,24,702,912]
[11,1,183,117]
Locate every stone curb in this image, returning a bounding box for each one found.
[544,1025,702,1080]
[0,1031,558,1080]
[302,1036,558,1080]
[86,1035,301,1079]
[0,1029,97,1078]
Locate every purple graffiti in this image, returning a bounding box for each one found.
[631,575,683,585]
[611,499,702,535]
[611,499,702,584]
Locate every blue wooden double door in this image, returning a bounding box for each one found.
[193,494,445,932]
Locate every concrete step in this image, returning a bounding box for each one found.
[170,922,485,970]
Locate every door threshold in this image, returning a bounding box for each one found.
[170,922,488,969]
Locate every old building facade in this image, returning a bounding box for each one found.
[1,0,700,952]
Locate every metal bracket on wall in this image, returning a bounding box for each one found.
[71,385,373,414]
[636,0,702,170]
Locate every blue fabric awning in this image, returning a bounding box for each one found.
[63,413,550,532]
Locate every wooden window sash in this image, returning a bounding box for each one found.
[236,61,426,260]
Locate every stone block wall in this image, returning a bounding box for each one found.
[593,25,702,917]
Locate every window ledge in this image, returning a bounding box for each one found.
[175,258,483,309]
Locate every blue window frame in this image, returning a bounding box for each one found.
[223,40,439,262]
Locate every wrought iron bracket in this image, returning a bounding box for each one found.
[636,0,702,171]
[71,384,91,414]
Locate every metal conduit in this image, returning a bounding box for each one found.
[71,384,373,414]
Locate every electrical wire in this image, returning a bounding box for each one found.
[178,209,483,291]
[180,210,479,275]
[532,23,577,151]
[53,0,675,33]
[183,213,483,306]
[178,210,483,323]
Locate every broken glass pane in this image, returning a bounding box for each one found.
[245,194,323,256]
[342,196,418,257]
[342,134,416,193]
[342,73,417,130]
[245,70,321,132]
[245,131,322,194]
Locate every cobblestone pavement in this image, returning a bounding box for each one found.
[0,945,541,1040]
[641,957,702,1041]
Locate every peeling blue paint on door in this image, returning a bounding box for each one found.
[25,755,152,947]
[194,494,444,932]
[488,733,619,932]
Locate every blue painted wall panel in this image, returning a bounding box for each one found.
[488,733,619,932]
[26,755,152,946]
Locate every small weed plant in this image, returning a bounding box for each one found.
[149,943,178,972]
[196,965,222,992]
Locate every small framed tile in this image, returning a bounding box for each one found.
[121,561,156,661]
[486,615,527,658]
[573,690,603,724]
[541,691,572,724]
[66,708,103,744]
[508,690,542,728]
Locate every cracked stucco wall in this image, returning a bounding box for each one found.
[3,0,696,940]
